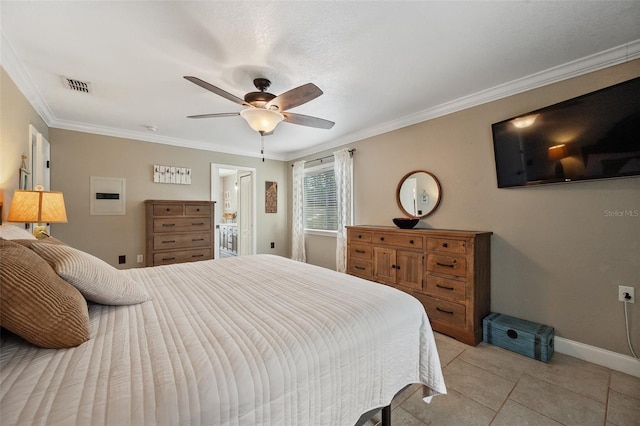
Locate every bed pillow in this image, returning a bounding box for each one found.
[0,224,36,240]
[0,238,90,348]
[11,235,67,249]
[31,242,151,305]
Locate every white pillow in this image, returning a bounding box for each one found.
[0,224,36,240]
[31,242,151,305]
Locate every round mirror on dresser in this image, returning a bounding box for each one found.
[396,170,441,218]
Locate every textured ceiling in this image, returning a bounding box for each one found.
[2,1,639,160]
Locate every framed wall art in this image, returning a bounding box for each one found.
[265,181,277,213]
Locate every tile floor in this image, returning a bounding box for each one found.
[367,332,640,426]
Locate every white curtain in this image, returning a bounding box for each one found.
[334,148,353,273]
[291,160,306,262]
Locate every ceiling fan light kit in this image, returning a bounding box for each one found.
[184,75,335,159]
[184,76,334,131]
[239,108,284,133]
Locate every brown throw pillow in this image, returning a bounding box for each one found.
[0,238,90,348]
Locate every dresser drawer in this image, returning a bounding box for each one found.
[154,217,211,233]
[373,232,423,249]
[153,248,212,266]
[425,275,466,303]
[349,243,372,260]
[416,294,466,328]
[153,232,212,250]
[426,254,467,277]
[185,204,212,216]
[153,203,185,216]
[349,230,372,243]
[348,259,373,279]
[427,238,467,254]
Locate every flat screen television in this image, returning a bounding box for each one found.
[491,77,640,188]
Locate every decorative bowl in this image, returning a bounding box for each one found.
[392,218,419,229]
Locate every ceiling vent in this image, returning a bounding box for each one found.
[63,77,92,93]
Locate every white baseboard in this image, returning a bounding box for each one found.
[555,337,640,378]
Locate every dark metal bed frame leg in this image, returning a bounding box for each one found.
[381,405,391,426]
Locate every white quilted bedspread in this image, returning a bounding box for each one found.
[1,255,445,425]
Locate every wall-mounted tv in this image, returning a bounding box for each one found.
[491,77,640,188]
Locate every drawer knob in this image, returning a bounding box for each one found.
[192,238,204,242]
[162,257,176,261]
[436,261,456,268]
[442,242,448,248]
[436,307,454,315]
[380,237,385,241]
[358,234,362,239]
[409,239,414,244]
[355,266,365,270]
[192,222,205,226]
[162,223,176,227]
[507,329,518,339]
[355,249,365,254]
[166,208,171,212]
[196,208,200,211]
[162,240,176,243]
[192,254,204,258]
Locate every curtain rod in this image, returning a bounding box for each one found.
[291,148,356,167]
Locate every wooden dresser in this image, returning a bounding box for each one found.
[145,200,215,266]
[346,225,491,345]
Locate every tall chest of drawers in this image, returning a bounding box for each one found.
[347,225,491,346]
[145,200,215,266]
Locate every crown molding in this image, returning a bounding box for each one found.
[1,31,56,125]
[285,39,640,161]
[48,118,286,161]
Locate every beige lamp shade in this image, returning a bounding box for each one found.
[548,144,568,161]
[240,108,284,133]
[7,190,68,223]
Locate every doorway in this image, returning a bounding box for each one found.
[211,163,257,259]
[28,125,51,234]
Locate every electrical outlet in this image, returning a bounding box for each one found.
[618,285,635,303]
[137,254,144,263]
[270,242,275,249]
[118,255,126,265]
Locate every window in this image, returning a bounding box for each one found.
[304,163,337,232]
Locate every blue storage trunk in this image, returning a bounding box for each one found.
[483,313,554,362]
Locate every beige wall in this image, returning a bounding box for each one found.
[47,129,289,266]
[290,60,640,356]
[0,68,49,215]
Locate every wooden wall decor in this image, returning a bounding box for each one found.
[153,165,191,184]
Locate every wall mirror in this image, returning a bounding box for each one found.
[396,170,441,218]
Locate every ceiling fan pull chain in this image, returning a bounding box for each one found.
[260,132,265,162]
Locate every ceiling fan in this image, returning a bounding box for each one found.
[183,76,335,134]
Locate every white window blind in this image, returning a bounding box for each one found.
[304,164,337,231]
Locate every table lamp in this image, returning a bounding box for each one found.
[7,187,67,238]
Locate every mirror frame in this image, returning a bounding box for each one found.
[395,170,442,219]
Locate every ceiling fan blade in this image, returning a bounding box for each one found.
[184,76,248,106]
[187,112,240,119]
[282,112,335,129]
[267,83,323,111]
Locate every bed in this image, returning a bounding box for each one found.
[0,226,446,425]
